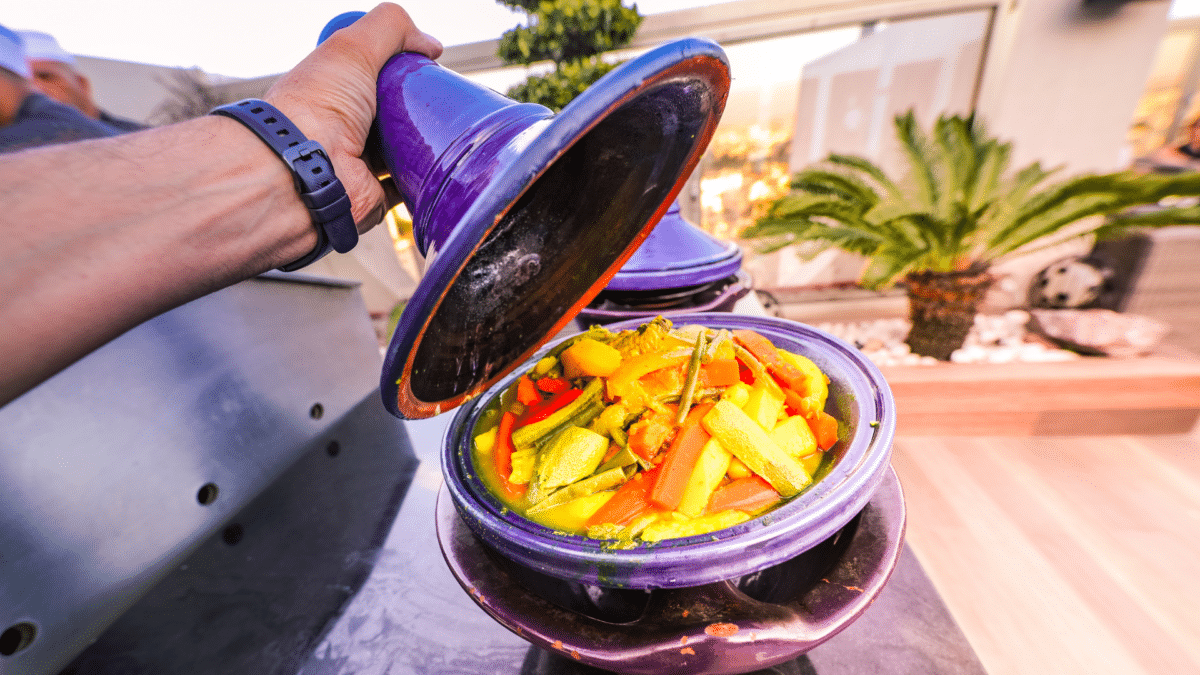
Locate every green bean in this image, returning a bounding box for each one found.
[675,331,706,425]
[526,466,630,516]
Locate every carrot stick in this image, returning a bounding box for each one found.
[650,403,715,510]
[706,476,780,514]
[783,387,805,415]
[516,376,540,406]
[587,468,659,527]
[699,358,740,388]
[809,410,839,450]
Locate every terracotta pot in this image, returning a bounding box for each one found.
[904,268,995,360]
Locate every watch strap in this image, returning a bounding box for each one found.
[211,99,358,271]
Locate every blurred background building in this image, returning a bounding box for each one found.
[66,0,1200,349]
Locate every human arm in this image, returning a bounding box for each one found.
[0,3,442,407]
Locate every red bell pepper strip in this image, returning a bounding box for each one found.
[706,476,781,514]
[649,403,715,510]
[587,468,660,527]
[738,362,755,385]
[536,376,571,394]
[699,359,741,389]
[517,387,583,426]
[733,329,808,394]
[808,410,839,450]
[492,412,526,500]
[516,376,540,406]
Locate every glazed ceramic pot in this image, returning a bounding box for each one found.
[440,313,897,589]
[437,312,902,673]
[436,467,904,674]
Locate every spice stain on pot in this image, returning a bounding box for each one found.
[705,622,739,637]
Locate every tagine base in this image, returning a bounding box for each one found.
[436,468,906,675]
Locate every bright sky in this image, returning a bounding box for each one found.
[2,0,731,79]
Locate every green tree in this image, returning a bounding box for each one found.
[743,111,1200,359]
[497,0,643,111]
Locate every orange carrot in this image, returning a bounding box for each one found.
[783,387,805,415]
[808,410,839,450]
[516,376,540,406]
[649,403,715,510]
[706,476,780,514]
[699,359,740,388]
[587,468,660,527]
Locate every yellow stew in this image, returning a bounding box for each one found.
[470,317,839,545]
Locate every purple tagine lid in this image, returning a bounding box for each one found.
[371,38,731,419]
[605,201,743,292]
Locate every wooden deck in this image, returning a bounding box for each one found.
[892,427,1200,675]
[879,355,1200,436]
[771,229,1200,673]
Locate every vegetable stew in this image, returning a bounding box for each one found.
[470,317,838,544]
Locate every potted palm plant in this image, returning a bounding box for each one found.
[743,111,1200,360]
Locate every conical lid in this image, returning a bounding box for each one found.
[604,201,742,292]
[381,39,730,418]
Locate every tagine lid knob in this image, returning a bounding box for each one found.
[605,201,742,292]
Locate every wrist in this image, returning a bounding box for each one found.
[201,114,320,268]
[210,99,358,270]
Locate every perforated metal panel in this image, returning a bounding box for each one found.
[0,272,382,674]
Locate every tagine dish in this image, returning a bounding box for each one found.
[470,317,840,544]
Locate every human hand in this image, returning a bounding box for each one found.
[264,3,442,231]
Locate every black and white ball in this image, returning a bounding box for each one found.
[1029,257,1108,309]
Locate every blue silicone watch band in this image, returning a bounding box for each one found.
[211,99,358,271]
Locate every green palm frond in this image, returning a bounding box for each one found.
[788,169,880,211]
[894,112,940,210]
[1099,203,1200,237]
[746,109,1200,289]
[827,154,905,202]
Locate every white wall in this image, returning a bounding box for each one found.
[789,11,991,177]
[977,0,1173,174]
